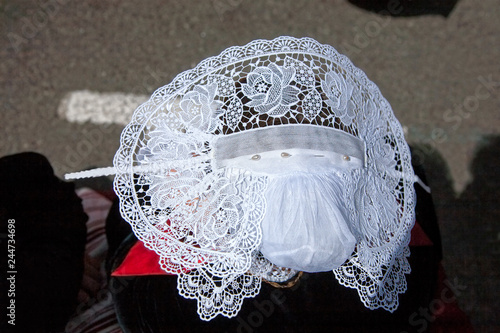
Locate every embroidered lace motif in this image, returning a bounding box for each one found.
[106,36,416,319]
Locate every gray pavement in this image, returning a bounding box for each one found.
[1,0,499,331]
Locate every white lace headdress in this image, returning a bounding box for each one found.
[67,36,424,321]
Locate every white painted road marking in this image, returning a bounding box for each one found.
[58,90,149,125]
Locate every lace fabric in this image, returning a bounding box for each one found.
[71,36,416,320]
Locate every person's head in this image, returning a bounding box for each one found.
[107,37,415,320]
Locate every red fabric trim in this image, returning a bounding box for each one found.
[111,241,170,276]
[409,221,434,246]
[110,220,474,331]
[113,221,433,276]
[429,264,475,333]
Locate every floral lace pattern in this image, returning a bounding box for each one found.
[242,63,300,116]
[113,36,416,320]
[179,84,224,132]
[178,268,261,320]
[249,251,299,283]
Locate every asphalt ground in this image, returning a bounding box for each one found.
[1,0,499,331]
